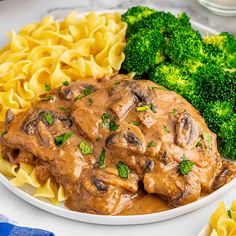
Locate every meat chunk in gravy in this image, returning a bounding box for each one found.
[1,74,236,215]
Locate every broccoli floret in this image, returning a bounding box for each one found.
[218,115,236,160]
[203,32,236,69]
[149,63,205,109]
[195,64,236,106]
[164,27,203,64]
[124,10,191,38]
[121,29,165,77]
[121,6,155,27]
[203,101,234,134]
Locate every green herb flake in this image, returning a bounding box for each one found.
[54,131,73,147]
[44,113,54,126]
[58,106,68,112]
[45,84,51,92]
[163,125,170,133]
[75,87,94,101]
[96,135,102,141]
[179,159,195,175]
[131,121,140,126]
[114,80,121,85]
[102,113,110,123]
[150,103,156,113]
[79,140,93,155]
[228,210,232,218]
[117,161,129,179]
[1,130,8,136]
[99,148,106,169]
[136,105,150,112]
[62,81,69,86]
[196,141,202,148]
[203,131,212,150]
[42,95,54,101]
[88,98,93,105]
[148,140,156,147]
[84,87,93,96]
[109,120,119,131]
[170,108,178,115]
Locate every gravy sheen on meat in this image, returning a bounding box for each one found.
[1,74,236,215]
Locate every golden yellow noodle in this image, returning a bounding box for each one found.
[0,11,127,122]
[209,202,236,236]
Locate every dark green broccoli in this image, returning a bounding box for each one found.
[218,115,236,160]
[164,27,203,64]
[149,63,205,110]
[202,101,234,134]
[121,29,165,77]
[195,64,236,106]
[124,10,191,38]
[203,32,236,69]
[121,6,155,27]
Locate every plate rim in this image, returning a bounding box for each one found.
[0,9,230,226]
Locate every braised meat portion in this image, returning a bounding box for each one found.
[1,74,236,215]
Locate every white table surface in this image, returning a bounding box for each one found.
[0,1,236,236]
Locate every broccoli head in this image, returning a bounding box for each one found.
[218,115,236,160]
[195,64,236,106]
[124,10,191,38]
[121,6,155,27]
[149,63,205,109]
[121,29,165,77]
[203,101,234,134]
[203,32,236,69]
[164,27,203,64]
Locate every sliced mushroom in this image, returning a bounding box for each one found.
[175,111,199,149]
[92,178,108,192]
[144,160,154,173]
[4,109,14,127]
[106,125,146,155]
[109,92,137,120]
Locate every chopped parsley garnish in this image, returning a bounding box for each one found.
[79,140,92,155]
[203,131,212,150]
[136,105,150,112]
[149,86,158,91]
[75,87,94,100]
[62,81,69,86]
[148,140,156,147]
[96,135,102,141]
[54,131,73,146]
[58,106,68,111]
[99,148,106,169]
[44,113,54,126]
[114,80,120,85]
[163,125,170,133]
[228,210,232,218]
[117,161,129,179]
[196,141,202,148]
[179,158,195,175]
[150,103,156,113]
[42,95,54,101]
[109,120,119,131]
[45,84,51,92]
[1,130,8,136]
[170,108,178,115]
[131,121,140,126]
[88,98,93,105]
[102,113,110,122]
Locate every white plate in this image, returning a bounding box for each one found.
[0,10,232,226]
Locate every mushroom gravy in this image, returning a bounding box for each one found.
[1,74,236,215]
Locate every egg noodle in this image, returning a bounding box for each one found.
[0,11,127,204]
[209,201,236,236]
[0,11,127,122]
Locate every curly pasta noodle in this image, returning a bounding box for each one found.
[209,201,236,236]
[0,11,127,122]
